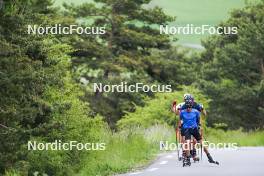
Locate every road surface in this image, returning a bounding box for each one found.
[118,147,264,176]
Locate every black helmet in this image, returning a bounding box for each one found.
[184,93,193,103]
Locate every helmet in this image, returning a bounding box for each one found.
[184,93,193,102]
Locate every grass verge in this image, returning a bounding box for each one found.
[77,125,174,176]
[206,128,264,146]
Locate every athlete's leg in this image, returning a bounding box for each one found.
[180,127,186,159]
[190,139,199,160]
[182,128,192,166]
[193,128,219,164]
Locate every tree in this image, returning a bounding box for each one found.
[0,1,106,175]
[199,1,264,129]
[63,0,175,126]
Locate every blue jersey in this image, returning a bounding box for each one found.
[181,102,203,112]
[180,109,200,129]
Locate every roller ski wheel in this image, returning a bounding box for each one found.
[193,157,200,163]
[209,159,219,165]
[183,157,191,167]
[183,161,191,167]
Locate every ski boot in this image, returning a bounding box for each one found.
[191,149,199,162]
[183,156,191,167]
[179,150,186,161]
[207,153,219,165]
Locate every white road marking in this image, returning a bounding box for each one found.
[147,168,159,172]
[159,160,168,165]
[129,172,143,175]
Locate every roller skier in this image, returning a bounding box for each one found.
[179,99,219,167]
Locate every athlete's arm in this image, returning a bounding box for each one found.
[196,110,201,126]
[176,104,181,115]
[172,100,177,113]
[179,111,184,127]
[197,103,207,116]
[176,102,184,115]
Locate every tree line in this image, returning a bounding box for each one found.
[0,0,263,175]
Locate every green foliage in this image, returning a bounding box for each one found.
[62,0,176,126]
[117,86,209,129]
[25,76,108,175]
[56,0,246,44]
[4,170,21,176]
[143,47,201,87]
[0,1,107,175]
[199,1,264,129]
[78,125,173,176]
[1,0,263,175]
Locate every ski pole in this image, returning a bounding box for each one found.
[175,123,180,160]
[200,127,203,161]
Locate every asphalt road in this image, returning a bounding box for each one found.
[118,147,264,176]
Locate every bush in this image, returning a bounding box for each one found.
[117,86,209,129]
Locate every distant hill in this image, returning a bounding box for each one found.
[55,0,245,45]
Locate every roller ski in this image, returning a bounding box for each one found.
[183,156,191,167]
[207,153,219,165]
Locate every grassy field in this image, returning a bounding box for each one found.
[150,0,245,44]
[55,0,246,45]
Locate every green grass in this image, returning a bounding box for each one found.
[6,127,263,176]
[206,128,264,146]
[77,125,174,176]
[167,127,264,147]
[150,0,245,44]
[4,125,173,176]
